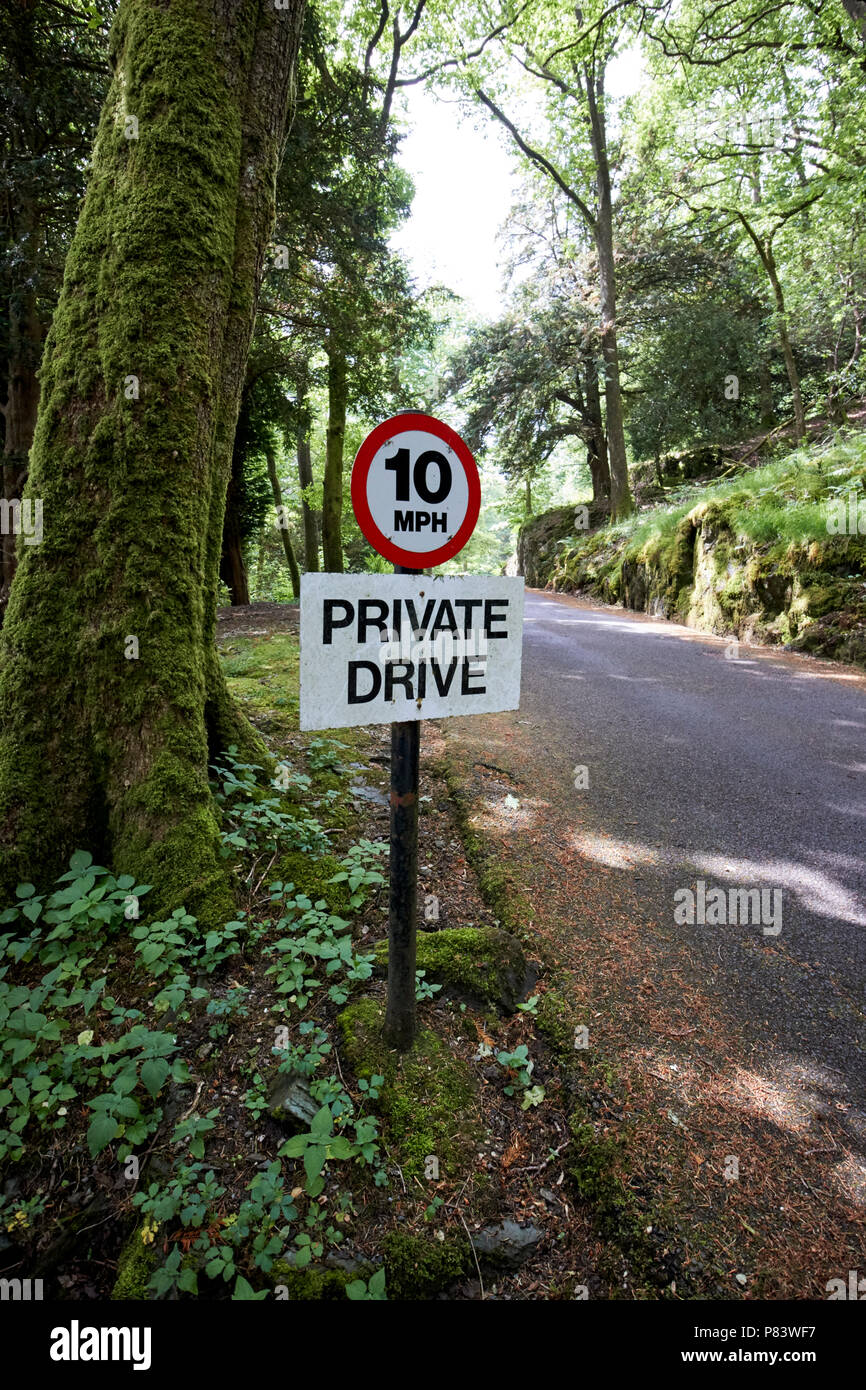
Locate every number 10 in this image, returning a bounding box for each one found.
[385,447,452,504]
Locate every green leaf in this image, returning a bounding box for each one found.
[232,1275,268,1301]
[327,1137,354,1160]
[112,1096,141,1119]
[310,1104,332,1138]
[304,1145,326,1182]
[140,1058,170,1098]
[15,883,36,900]
[69,851,94,874]
[87,1112,119,1157]
[278,1135,308,1158]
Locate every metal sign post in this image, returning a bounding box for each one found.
[384,564,422,1049]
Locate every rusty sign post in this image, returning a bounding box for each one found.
[384,564,423,1050]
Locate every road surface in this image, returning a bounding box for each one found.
[440,587,866,1288]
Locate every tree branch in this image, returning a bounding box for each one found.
[475,89,597,233]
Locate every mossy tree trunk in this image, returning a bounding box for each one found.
[322,345,346,573]
[0,0,305,919]
[266,444,300,598]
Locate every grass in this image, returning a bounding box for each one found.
[531,430,866,662]
[605,432,865,560]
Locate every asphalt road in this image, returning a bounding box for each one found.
[517,589,866,1148]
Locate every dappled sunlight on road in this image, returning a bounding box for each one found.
[690,852,866,927]
[567,832,663,870]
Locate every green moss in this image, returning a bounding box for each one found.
[338,998,481,1178]
[435,756,535,950]
[277,851,352,916]
[567,1114,626,1212]
[270,1262,357,1299]
[383,1230,471,1300]
[537,989,578,1053]
[524,430,866,667]
[374,927,528,1013]
[110,1223,160,1300]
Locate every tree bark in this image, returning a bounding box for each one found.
[297,432,319,571]
[1,279,41,621]
[219,467,251,605]
[762,245,807,444]
[585,65,633,519]
[0,0,305,918]
[266,444,300,598]
[322,346,347,572]
[758,359,775,430]
[737,216,807,445]
[583,349,610,504]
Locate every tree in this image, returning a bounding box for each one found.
[638,0,866,440]
[264,8,427,574]
[0,0,305,918]
[266,443,301,599]
[445,191,612,506]
[0,0,110,619]
[396,0,638,516]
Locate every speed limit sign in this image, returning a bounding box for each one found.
[350,411,481,568]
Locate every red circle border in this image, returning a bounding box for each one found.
[350,411,481,568]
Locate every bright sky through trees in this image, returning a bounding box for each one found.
[392,46,645,319]
[391,85,519,319]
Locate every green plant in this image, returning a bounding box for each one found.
[516,994,540,1016]
[211,751,329,860]
[233,1275,269,1300]
[346,1268,387,1300]
[415,970,442,1002]
[307,738,349,773]
[172,1108,220,1160]
[328,840,387,909]
[278,1104,361,1197]
[495,1044,534,1096]
[521,1084,546,1110]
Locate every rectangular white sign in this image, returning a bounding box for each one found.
[300,573,523,731]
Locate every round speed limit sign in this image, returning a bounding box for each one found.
[350,411,481,568]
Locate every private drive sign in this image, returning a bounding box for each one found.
[299,573,523,731]
[350,411,481,568]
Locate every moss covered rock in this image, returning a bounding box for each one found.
[270,1261,357,1300]
[383,1230,471,1300]
[276,851,352,916]
[375,927,531,1013]
[110,1222,160,1300]
[338,998,481,1178]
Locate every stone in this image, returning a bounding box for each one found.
[472,1220,542,1269]
[266,1069,319,1129]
